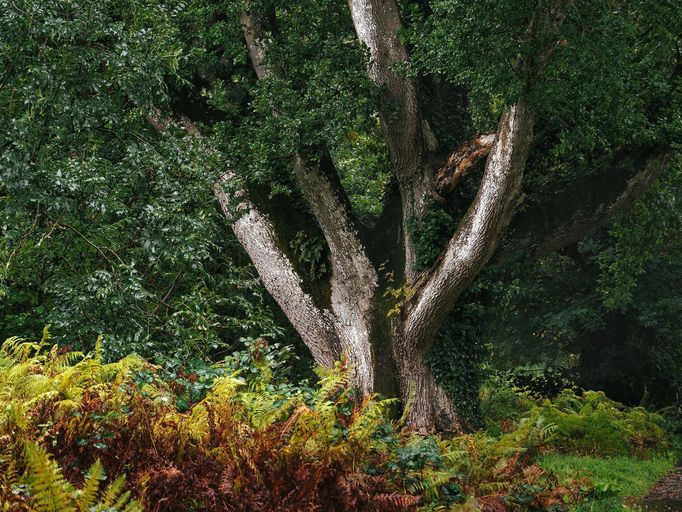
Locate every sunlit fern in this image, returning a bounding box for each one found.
[21,442,142,512]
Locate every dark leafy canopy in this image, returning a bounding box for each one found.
[0,0,281,361]
[1,0,681,408]
[407,0,682,412]
[488,163,682,407]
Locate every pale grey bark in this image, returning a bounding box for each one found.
[405,103,534,350]
[150,106,345,367]
[392,323,463,433]
[347,0,431,279]
[291,156,378,394]
[238,10,377,393]
[391,103,534,430]
[214,174,342,367]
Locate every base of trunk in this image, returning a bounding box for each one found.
[396,350,463,434]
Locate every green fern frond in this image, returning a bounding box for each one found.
[478,481,507,494]
[0,447,20,498]
[2,337,41,363]
[22,444,141,512]
[313,362,350,404]
[23,442,75,512]
[98,475,127,507]
[39,326,52,346]
[76,459,106,510]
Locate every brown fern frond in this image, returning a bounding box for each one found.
[371,492,420,511]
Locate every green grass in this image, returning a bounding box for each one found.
[538,454,675,511]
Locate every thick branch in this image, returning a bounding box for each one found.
[501,149,673,259]
[149,107,345,369]
[405,102,535,348]
[402,0,572,346]
[348,0,432,276]
[214,174,342,367]
[347,0,422,169]
[240,11,269,79]
[240,11,377,391]
[292,152,378,393]
[434,132,496,197]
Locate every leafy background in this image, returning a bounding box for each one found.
[1,0,681,424]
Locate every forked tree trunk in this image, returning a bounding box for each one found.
[211,0,668,432]
[215,101,535,432]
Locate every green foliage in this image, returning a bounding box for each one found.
[409,0,681,144]
[289,231,328,279]
[503,365,580,399]
[147,336,299,411]
[333,127,392,220]
[428,304,488,430]
[0,0,284,363]
[480,375,671,463]
[207,0,377,196]
[488,162,682,408]
[539,454,675,512]
[5,333,657,511]
[407,0,533,129]
[479,374,536,437]
[14,443,142,512]
[383,282,415,318]
[503,390,669,458]
[408,204,459,273]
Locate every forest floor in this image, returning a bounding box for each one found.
[638,467,682,511]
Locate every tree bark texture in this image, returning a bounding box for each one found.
[347,0,434,280]
[213,2,670,432]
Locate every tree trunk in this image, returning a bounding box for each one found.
[391,324,463,433]
[212,0,668,433]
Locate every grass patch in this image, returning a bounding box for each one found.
[538,454,675,511]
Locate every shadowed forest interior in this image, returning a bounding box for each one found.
[1,0,681,511]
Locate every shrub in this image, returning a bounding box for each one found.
[0,332,589,512]
[1,442,142,512]
[0,332,432,511]
[0,332,668,511]
[504,390,669,458]
[479,373,536,436]
[481,374,669,459]
[503,365,579,399]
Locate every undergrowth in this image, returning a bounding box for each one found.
[538,454,675,511]
[0,330,671,511]
[481,375,669,458]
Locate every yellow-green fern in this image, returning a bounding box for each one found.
[22,442,142,512]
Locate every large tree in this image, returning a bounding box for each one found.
[1,0,679,432]
[208,0,680,432]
